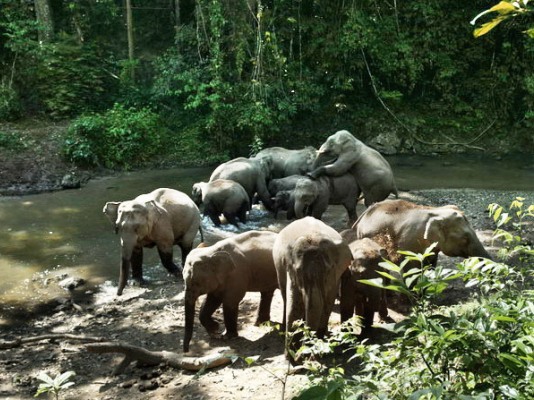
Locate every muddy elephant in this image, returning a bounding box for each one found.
[273,217,352,362]
[253,146,317,179]
[293,174,361,225]
[182,230,279,352]
[309,130,397,206]
[352,199,492,267]
[339,236,388,334]
[210,157,274,210]
[103,188,201,296]
[191,179,250,227]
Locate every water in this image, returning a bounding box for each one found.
[0,154,532,316]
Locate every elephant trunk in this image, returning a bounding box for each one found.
[294,202,308,219]
[183,292,196,353]
[304,286,329,338]
[117,257,130,296]
[468,240,493,260]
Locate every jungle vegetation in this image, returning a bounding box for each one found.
[1,0,534,168]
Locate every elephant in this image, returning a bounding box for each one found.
[191,179,250,226]
[253,146,317,179]
[338,236,388,334]
[209,157,274,210]
[103,188,201,296]
[308,130,398,206]
[267,174,305,197]
[352,199,492,267]
[272,217,353,362]
[272,190,296,219]
[182,230,279,353]
[293,174,361,225]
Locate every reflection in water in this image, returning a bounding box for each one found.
[0,155,533,316]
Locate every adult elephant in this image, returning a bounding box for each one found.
[273,217,352,363]
[191,179,250,226]
[210,157,274,210]
[308,130,397,206]
[352,199,492,267]
[293,174,361,225]
[182,231,279,352]
[103,188,201,296]
[253,146,317,179]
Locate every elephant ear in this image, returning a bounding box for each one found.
[257,156,273,178]
[191,182,205,206]
[423,216,445,245]
[103,202,121,231]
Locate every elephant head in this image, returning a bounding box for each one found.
[103,199,164,295]
[312,130,357,169]
[423,206,491,259]
[182,250,235,352]
[293,178,318,218]
[289,235,351,337]
[191,182,207,206]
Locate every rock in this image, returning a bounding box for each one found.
[368,131,402,155]
[61,173,81,189]
[58,277,86,291]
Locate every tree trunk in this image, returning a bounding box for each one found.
[125,0,135,82]
[34,0,54,44]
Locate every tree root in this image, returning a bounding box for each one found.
[0,333,106,349]
[86,342,236,375]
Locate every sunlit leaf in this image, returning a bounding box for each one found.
[474,16,506,37]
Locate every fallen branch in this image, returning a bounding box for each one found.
[0,333,106,350]
[86,342,236,375]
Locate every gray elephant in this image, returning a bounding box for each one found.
[273,217,352,362]
[191,179,250,226]
[272,190,296,219]
[339,236,388,335]
[309,130,397,206]
[253,146,317,179]
[210,157,274,210]
[182,230,279,352]
[293,174,361,225]
[103,188,201,296]
[352,199,492,267]
[267,174,305,197]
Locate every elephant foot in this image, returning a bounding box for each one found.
[201,319,220,334]
[132,278,148,287]
[222,330,239,340]
[254,317,270,326]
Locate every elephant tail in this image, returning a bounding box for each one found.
[198,225,205,243]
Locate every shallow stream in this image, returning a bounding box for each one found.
[0,154,532,317]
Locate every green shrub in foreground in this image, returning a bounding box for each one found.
[63,104,167,169]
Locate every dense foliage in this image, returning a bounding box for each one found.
[1,1,534,167]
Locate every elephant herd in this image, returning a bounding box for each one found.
[103,129,492,363]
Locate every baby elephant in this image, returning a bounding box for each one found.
[340,236,388,335]
[192,179,250,226]
[182,230,279,352]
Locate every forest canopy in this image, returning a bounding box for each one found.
[1,0,533,167]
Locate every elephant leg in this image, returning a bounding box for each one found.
[237,202,248,223]
[207,212,222,226]
[377,291,389,321]
[339,270,356,323]
[180,242,193,267]
[362,297,375,332]
[131,247,145,285]
[223,212,239,227]
[222,301,240,339]
[199,293,223,334]
[343,203,357,226]
[157,247,180,275]
[255,290,274,325]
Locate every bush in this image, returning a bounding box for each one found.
[63,104,167,169]
[0,84,22,121]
